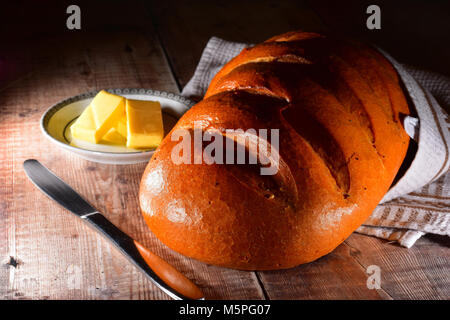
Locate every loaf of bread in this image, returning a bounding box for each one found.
[139,31,410,270]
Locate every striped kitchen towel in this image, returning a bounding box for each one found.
[181,37,450,248]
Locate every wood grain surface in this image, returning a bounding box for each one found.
[1,0,449,300]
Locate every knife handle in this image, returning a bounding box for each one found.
[84,212,204,300]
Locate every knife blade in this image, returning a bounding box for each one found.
[23,159,204,300]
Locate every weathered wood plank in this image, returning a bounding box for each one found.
[257,233,450,300]
[344,233,450,299]
[0,32,175,300]
[256,236,387,300]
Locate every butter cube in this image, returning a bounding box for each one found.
[114,113,127,138]
[126,99,164,149]
[90,90,125,142]
[101,128,127,145]
[70,105,97,144]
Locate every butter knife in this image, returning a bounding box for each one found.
[23,159,204,300]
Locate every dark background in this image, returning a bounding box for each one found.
[1,0,449,90]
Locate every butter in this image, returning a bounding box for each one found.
[90,90,125,142]
[70,105,97,143]
[126,99,164,149]
[70,91,165,150]
[101,127,127,145]
[114,113,127,138]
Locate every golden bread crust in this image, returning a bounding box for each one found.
[139,31,410,270]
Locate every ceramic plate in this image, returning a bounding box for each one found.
[41,88,195,164]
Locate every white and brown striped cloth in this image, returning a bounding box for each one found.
[181,37,450,248]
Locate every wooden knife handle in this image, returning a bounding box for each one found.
[133,240,204,300]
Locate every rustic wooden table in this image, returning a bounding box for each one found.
[1,0,449,300]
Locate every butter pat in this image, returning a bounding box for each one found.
[70,105,97,143]
[90,90,125,142]
[101,127,127,145]
[126,99,164,149]
[114,113,127,138]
